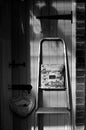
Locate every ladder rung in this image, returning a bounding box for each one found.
[39,87,66,91]
[36,107,70,114]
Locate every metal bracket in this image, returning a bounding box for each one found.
[8,84,32,93]
[36,11,72,23]
[9,60,26,68]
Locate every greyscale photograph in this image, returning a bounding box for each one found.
[0,0,85,130]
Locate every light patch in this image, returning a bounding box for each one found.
[31,126,34,130]
[52,2,72,12]
[43,126,70,130]
[35,1,46,9]
[21,22,24,34]
[31,126,70,130]
[30,11,42,34]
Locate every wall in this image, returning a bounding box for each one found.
[11,1,34,130]
[0,1,33,130]
[0,0,76,130]
[76,1,86,126]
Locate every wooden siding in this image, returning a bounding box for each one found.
[76,1,85,126]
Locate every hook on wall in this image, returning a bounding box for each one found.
[36,11,72,23]
[9,60,26,68]
[8,84,32,93]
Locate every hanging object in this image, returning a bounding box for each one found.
[9,85,35,117]
[41,64,65,89]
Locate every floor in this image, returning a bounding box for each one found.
[76,126,84,130]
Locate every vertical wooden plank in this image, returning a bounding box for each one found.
[0,39,13,130]
[72,1,76,130]
[0,40,3,130]
[11,1,27,130]
[11,0,33,130]
[76,1,85,127]
[0,1,13,130]
[0,43,1,130]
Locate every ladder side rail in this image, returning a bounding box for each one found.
[55,38,71,109]
[63,40,70,109]
[36,40,42,110]
[63,39,73,129]
[36,39,48,110]
[38,41,43,108]
[64,40,73,110]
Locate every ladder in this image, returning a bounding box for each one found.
[34,38,73,130]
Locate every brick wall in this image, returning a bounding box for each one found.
[76,1,86,125]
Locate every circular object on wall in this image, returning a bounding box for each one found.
[9,92,35,117]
